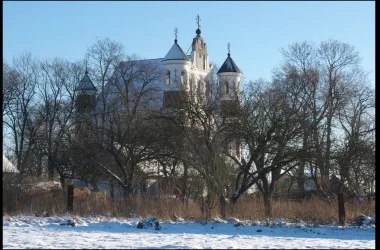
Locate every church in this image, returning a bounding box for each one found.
[74,16,243,196]
[76,16,242,115]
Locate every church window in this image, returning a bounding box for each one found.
[166,71,170,85]
[181,71,187,85]
[224,81,229,94]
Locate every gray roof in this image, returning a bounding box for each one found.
[163,40,189,61]
[3,155,19,173]
[217,53,242,74]
[76,71,97,91]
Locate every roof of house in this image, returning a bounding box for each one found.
[3,155,19,173]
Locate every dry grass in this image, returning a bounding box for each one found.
[3,188,375,224]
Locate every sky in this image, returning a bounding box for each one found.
[3,1,375,86]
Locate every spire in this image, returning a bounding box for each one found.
[196,14,201,36]
[174,27,178,43]
[163,28,189,61]
[85,60,89,75]
[217,44,242,74]
[76,67,97,92]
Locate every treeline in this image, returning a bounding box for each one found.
[3,38,375,224]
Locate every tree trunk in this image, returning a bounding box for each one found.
[59,174,66,191]
[206,193,213,219]
[200,197,205,219]
[48,155,54,181]
[297,126,308,199]
[219,193,227,219]
[200,195,212,219]
[91,179,99,192]
[206,207,212,219]
[263,192,273,217]
[110,180,114,200]
[67,182,74,213]
[181,163,188,204]
[37,155,43,177]
[338,192,345,225]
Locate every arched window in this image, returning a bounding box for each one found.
[181,71,187,85]
[224,81,229,95]
[166,70,170,85]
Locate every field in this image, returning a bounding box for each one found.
[3,183,375,249]
[3,215,375,249]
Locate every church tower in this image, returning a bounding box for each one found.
[75,69,97,114]
[190,15,210,72]
[75,68,97,138]
[189,15,211,104]
[162,28,191,109]
[217,44,242,117]
[217,45,242,161]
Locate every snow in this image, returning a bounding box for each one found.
[31,181,62,191]
[3,215,375,249]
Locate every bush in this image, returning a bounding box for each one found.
[2,188,375,225]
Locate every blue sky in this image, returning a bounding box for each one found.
[3,1,375,85]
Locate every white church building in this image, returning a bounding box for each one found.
[76,17,242,115]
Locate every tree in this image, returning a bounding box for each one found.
[3,63,21,118]
[279,40,366,200]
[333,81,375,224]
[86,37,125,138]
[277,39,374,223]
[156,65,238,219]
[88,55,166,198]
[230,79,305,217]
[37,58,77,181]
[3,53,40,177]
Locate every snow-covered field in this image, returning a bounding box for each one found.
[3,215,375,249]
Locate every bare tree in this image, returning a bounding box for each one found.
[3,63,21,117]
[276,40,374,223]
[230,79,305,217]
[279,40,365,200]
[86,56,166,198]
[3,53,40,177]
[36,58,77,181]
[333,81,375,225]
[158,66,239,219]
[86,37,125,139]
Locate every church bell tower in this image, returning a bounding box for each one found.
[218,44,242,161]
[75,68,97,114]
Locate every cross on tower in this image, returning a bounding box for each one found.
[196,14,201,29]
[85,60,88,74]
[228,43,231,54]
[174,27,178,40]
